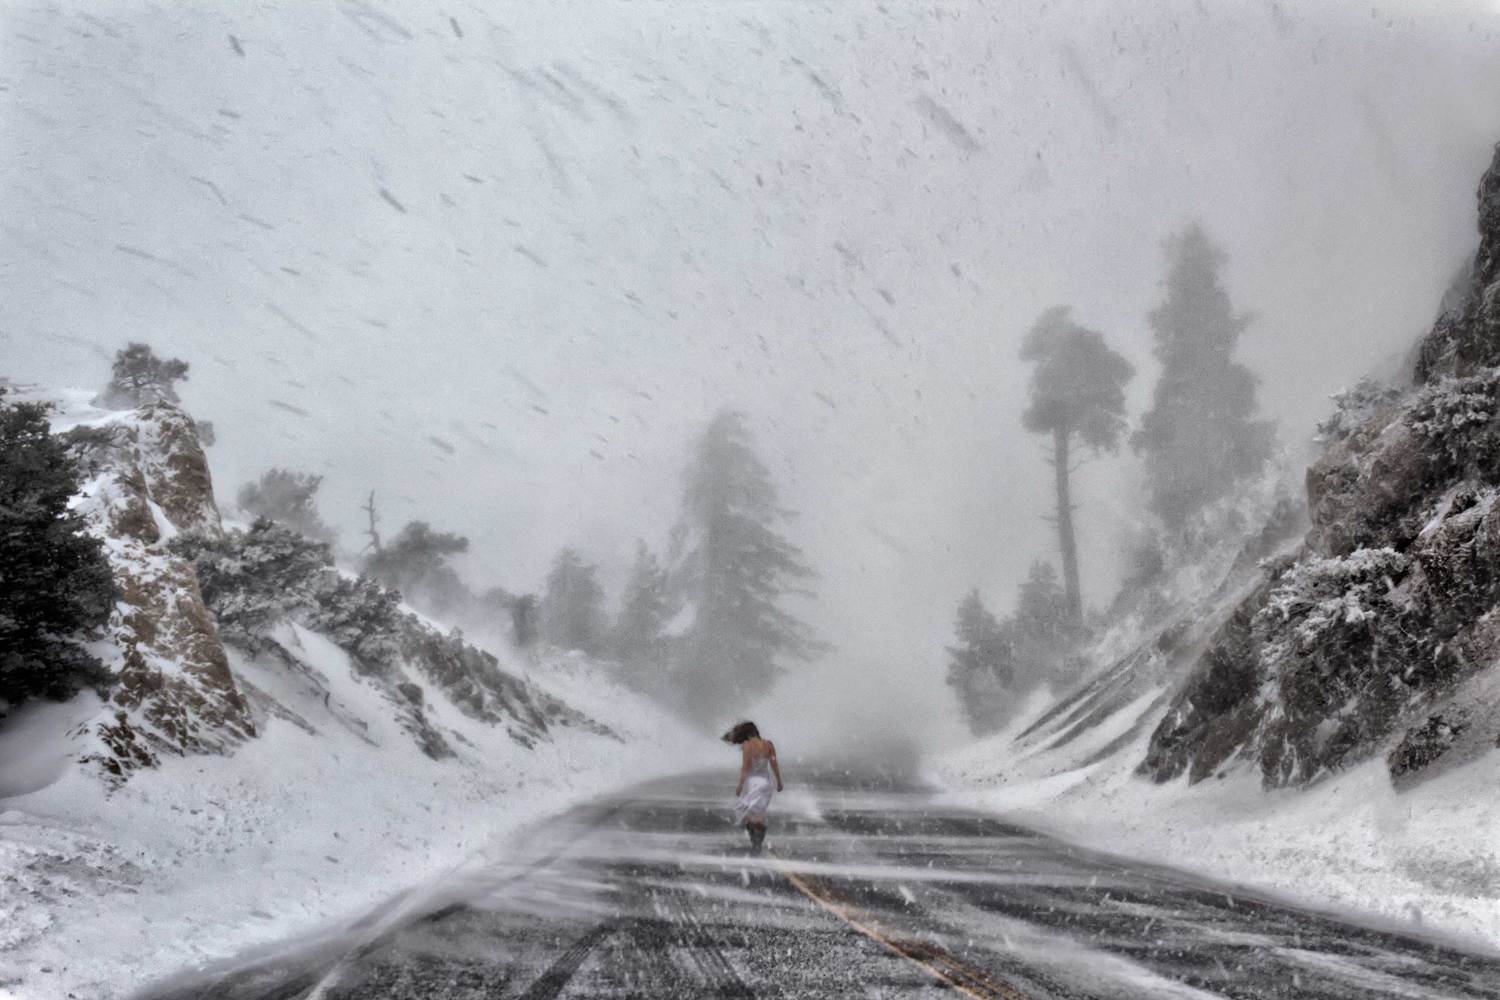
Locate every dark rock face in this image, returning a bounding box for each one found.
[1304,417,1424,557]
[1253,550,1435,787]
[1141,141,1500,789]
[1415,143,1500,382]
[1139,569,1285,785]
[1388,709,1471,779]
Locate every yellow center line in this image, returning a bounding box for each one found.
[769,855,1029,1000]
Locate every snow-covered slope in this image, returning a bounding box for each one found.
[0,390,707,1000]
[939,143,1500,949]
[939,700,1500,950]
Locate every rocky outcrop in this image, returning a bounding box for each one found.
[1416,146,1500,381]
[72,401,253,778]
[1141,142,1500,789]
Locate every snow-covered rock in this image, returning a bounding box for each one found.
[69,398,255,778]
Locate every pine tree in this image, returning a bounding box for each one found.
[671,410,824,712]
[237,468,336,543]
[0,390,115,707]
[945,590,1013,735]
[102,342,189,407]
[176,520,403,669]
[178,517,334,643]
[1009,560,1086,690]
[1134,223,1275,528]
[1020,307,1133,622]
[363,521,469,609]
[539,548,608,654]
[612,541,673,671]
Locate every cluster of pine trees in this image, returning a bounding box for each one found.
[948,223,1276,734]
[530,411,824,715]
[235,409,821,719]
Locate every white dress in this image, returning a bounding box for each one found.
[734,756,776,825]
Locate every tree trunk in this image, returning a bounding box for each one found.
[1052,426,1082,623]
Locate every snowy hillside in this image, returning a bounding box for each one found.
[939,143,1500,949]
[0,389,706,1000]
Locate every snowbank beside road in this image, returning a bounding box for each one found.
[0,641,708,1000]
[935,696,1500,953]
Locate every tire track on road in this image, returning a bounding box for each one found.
[517,920,619,1000]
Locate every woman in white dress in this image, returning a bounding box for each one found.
[723,721,783,854]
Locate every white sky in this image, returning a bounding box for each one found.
[5,0,1500,744]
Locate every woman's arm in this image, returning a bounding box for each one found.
[769,742,784,792]
[736,742,751,796]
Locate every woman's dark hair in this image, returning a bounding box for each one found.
[722,721,760,744]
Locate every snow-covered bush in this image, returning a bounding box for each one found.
[174,519,402,671]
[305,575,404,672]
[175,521,548,724]
[1314,377,1402,444]
[1253,547,1412,673]
[1406,367,1500,471]
[173,519,333,646]
[1252,547,1432,784]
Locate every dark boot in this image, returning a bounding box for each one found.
[749,823,766,854]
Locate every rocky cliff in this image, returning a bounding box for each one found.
[55,395,599,781]
[1142,142,1500,788]
[68,400,255,777]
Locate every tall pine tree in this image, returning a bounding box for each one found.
[671,410,823,712]
[1020,307,1133,622]
[1134,223,1275,528]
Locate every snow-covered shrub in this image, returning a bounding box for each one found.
[1314,377,1403,444]
[1253,547,1412,673]
[61,423,122,478]
[1252,548,1433,785]
[1406,367,1500,472]
[173,519,333,645]
[175,520,410,675]
[305,575,404,672]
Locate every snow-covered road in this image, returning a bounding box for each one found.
[138,767,1500,999]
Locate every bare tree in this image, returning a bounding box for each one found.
[360,490,382,554]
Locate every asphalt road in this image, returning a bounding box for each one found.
[141,766,1500,1000]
